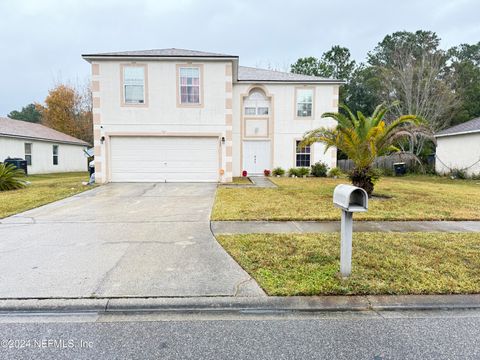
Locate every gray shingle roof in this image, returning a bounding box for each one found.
[0,117,89,146]
[82,48,342,83]
[238,66,342,83]
[82,48,237,58]
[435,117,480,137]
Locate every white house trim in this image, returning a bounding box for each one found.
[81,48,340,183]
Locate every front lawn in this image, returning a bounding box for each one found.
[217,232,480,296]
[212,175,480,221]
[0,172,94,218]
[231,177,252,184]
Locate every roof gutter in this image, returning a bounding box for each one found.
[237,79,345,85]
[82,55,239,62]
[435,129,480,138]
[0,133,89,147]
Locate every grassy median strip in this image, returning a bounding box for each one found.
[0,172,93,218]
[216,232,480,296]
[212,175,480,221]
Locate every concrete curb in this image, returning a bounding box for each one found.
[366,294,480,310]
[106,296,369,312]
[0,295,479,313]
[0,298,108,312]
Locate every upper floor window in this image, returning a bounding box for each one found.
[52,145,59,165]
[123,66,145,104]
[244,89,270,116]
[24,143,32,166]
[179,67,201,105]
[296,88,314,118]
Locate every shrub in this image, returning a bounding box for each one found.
[288,168,299,177]
[0,163,27,191]
[406,163,425,175]
[297,167,310,177]
[367,168,383,184]
[310,161,328,177]
[424,164,436,175]
[264,169,271,176]
[380,167,395,177]
[272,167,285,176]
[348,167,382,194]
[328,167,343,178]
[450,168,467,179]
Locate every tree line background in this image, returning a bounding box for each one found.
[7,30,480,157]
[7,81,93,145]
[291,30,480,160]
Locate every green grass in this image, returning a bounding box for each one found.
[212,175,480,221]
[0,172,94,218]
[231,177,252,184]
[217,232,480,296]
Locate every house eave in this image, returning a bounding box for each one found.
[82,55,239,79]
[236,79,345,85]
[435,129,480,138]
[0,133,89,147]
[82,55,239,62]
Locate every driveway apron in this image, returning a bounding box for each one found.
[0,183,264,298]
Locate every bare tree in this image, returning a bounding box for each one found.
[75,79,93,144]
[378,47,459,155]
[255,59,291,72]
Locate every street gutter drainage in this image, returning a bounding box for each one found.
[0,295,479,313]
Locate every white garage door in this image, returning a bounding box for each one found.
[109,136,219,182]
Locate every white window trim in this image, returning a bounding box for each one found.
[24,143,32,166]
[177,65,204,107]
[52,145,59,166]
[295,140,311,167]
[295,87,315,119]
[120,64,148,107]
[243,90,270,116]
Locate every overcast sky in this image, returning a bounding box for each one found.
[1,0,479,116]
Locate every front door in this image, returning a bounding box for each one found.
[242,140,271,175]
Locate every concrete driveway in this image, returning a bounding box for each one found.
[0,183,264,298]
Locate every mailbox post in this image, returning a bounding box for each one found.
[333,184,368,277]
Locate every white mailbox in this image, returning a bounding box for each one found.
[333,184,368,213]
[333,184,369,278]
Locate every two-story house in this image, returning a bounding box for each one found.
[82,48,341,183]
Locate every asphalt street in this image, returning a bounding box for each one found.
[0,309,479,359]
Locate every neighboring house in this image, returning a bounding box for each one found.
[82,48,342,183]
[0,117,89,174]
[435,117,480,176]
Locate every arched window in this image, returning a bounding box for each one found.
[244,89,270,116]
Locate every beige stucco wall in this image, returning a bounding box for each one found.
[231,83,338,176]
[0,137,87,174]
[435,133,480,176]
[92,60,232,183]
[91,59,339,182]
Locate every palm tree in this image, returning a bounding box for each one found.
[299,104,420,195]
[0,163,27,191]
